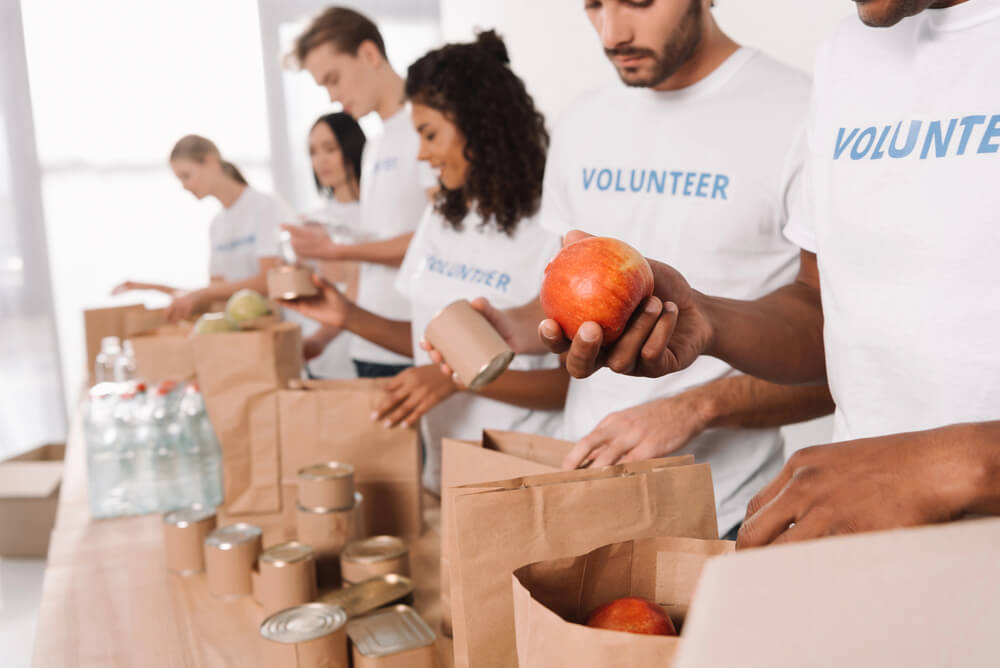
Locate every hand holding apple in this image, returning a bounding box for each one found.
[539,230,713,380]
[585,596,677,636]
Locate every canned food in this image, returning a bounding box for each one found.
[267,265,318,301]
[320,573,415,618]
[297,462,355,510]
[296,501,354,588]
[340,536,410,586]
[253,541,318,615]
[347,605,437,668]
[259,602,349,668]
[163,505,217,575]
[423,300,514,390]
[204,522,263,599]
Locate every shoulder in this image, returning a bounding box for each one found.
[730,48,811,105]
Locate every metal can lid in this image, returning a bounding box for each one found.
[296,490,362,514]
[204,523,262,550]
[260,603,347,644]
[347,605,435,657]
[298,461,354,481]
[260,541,313,566]
[468,349,515,390]
[342,536,408,564]
[163,505,216,528]
[321,573,415,618]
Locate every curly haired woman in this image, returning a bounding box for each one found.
[286,30,568,491]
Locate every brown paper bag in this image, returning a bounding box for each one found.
[191,321,302,515]
[277,379,422,537]
[128,324,196,383]
[439,431,574,636]
[448,457,717,668]
[512,536,734,667]
[83,304,155,383]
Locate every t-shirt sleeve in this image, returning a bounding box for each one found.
[780,124,817,253]
[539,121,575,237]
[394,204,434,299]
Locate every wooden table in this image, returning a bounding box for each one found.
[32,415,454,667]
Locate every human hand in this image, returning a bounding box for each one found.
[281,223,342,261]
[372,364,460,428]
[736,429,969,549]
[165,289,208,322]
[111,280,141,296]
[562,392,712,469]
[280,276,350,330]
[540,230,712,380]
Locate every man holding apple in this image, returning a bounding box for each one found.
[533,0,1000,546]
[425,0,835,539]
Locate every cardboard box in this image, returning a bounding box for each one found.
[673,518,1000,667]
[0,443,66,557]
[512,536,733,668]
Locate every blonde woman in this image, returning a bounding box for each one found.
[113,135,292,321]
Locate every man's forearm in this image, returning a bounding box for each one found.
[202,273,269,301]
[337,232,414,268]
[475,367,569,411]
[686,374,835,431]
[957,421,1000,516]
[700,281,826,385]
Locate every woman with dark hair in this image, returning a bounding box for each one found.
[285,30,568,491]
[297,112,367,378]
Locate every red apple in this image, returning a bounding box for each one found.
[585,596,677,636]
[540,237,654,345]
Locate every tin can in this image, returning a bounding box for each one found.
[320,573,416,618]
[340,536,410,586]
[204,522,263,599]
[259,602,349,668]
[423,299,514,390]
[253,541,318,615]
[296,501,355,588]
[162,505,217,575]
[267,265,318,301]
[347,605,438,668]
[297,462,355,510]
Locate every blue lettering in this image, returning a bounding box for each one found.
[683,172,696,196]
[629,170,646,192]
[957,115,986,155]
[977,114,1000,154]
[670,171,683,195]
[582,168,596,190]
[596,169,612,191]
[495,273,511,292]
[484,271,497,287]
[695,172,711,198]
[870,125,892,160]
[614,170,626,192]
[850,127,877,160]
[888,120,921,159]
[647,170,665,194]
[712,174,729,200]
[920,119,957,159]
[833,127,860,160]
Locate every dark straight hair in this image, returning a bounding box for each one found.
[312,112,366,196]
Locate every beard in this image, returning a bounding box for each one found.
[605,0,703,88]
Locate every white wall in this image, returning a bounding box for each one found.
[438,0,857,454]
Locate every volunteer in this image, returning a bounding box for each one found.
[113,134,292,321]
[423,0,833,538]
[296,112,366,379]
[539,0,1000,546]
[285,31,568,492]
[283,6,436,379]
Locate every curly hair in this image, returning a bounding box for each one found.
[405,30,548,235]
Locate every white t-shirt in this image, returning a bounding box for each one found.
[352,107,437,365]
[396,207,563,492]
[783,5,1000,446]
[208,186,292,281]
[541,48,810,535]
[300,198,362,380]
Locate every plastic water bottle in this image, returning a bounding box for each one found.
[114,340,137,382]
[180,383,223,508]
[84,383,124,517]
[146,383,195,511]
[123,384,156,514]
[95,336,122,383]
